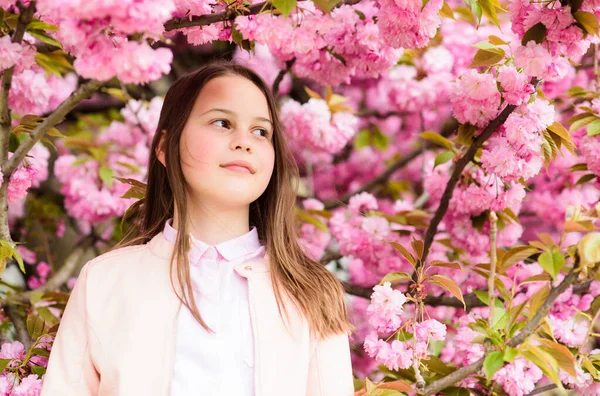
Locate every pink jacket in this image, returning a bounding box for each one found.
[40,232,355,396]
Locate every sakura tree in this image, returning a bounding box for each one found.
[0,0,599,394]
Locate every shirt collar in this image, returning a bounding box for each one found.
[162,218,262,263]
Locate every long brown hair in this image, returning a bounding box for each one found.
[117,60,353,340]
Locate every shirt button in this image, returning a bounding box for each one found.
[244,265,252,271]
[204,247,218,259]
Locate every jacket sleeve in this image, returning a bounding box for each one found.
[41,263,101,396]
[306,331,355,396]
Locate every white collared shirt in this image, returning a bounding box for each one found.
[164,219,265,395]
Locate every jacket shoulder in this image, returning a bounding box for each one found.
[86,244,150,270]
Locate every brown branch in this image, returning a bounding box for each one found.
[15,244,89,305]
[2,79,104,177]
[419,78,540,266]
[272,58,295,97]
[164,1,272,31]
[421,268,579,395]
[356,110,410,118]
[526,384,557,395]
[4,303,31,349]
[323,119,457,210]
[0,2,36,243]
[341,280,486,309]
[0,2,36,168]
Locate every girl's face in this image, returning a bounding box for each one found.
[166,75,275,210]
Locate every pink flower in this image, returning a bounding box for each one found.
[549,315,589,347]
[12,374,42,396]
[415,319,447,341]
[16,246,36,264]
[493,357,543,396]
[450,69,500,128]
[36,262,51,278]
[514,41,553,78]
[366,281,407,333]
[280,98,358,154]
[348,192,379,214]
[497,65,535,106]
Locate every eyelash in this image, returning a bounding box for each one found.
[212,119,270,138]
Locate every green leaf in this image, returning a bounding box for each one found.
[27,29,62,48]
[0,358,11,373]
[295,207,329,233]
[387,241,417,269]
[379,272,412,285]
[311,0,341,13]
[430,274,465,308]
[587,119,600,137]
[504,347,518,362]
[574,11,599,36]
[538,338,577,377]
[520,344,564,391]
[537,250,564,280]
[478,0,499,27]
[31,365,46,376]
[434,151,455,168]
[484,351,505,382]
[272,0,297,17]
[26,314,46,340]
[469,48,505,67]
[441,387,470,396]
[568,112,598,131]
[439,1,455,19]
[420,131,454,150]
[373,129,390,151]
[470,0,482,23]
[27,20,59,31]
[499,245,539,273]
[456,123,475,146]
[575,173,597,185]
[521,22,547,45]
[99,166,114,188]
[354,129,371,149]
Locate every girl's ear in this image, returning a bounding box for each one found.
[156,130,167,167]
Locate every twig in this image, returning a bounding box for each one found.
[4,303,31,349]
[421,268,578,395]
[489,211,498,327]
[15,244,88,305]
[356,110,410,118]
[2,80,104,177]
[164,1,273,31]
[419,78,540,266]
[526,384,557,395]
[0,2,36,165]
[341,280,486,308]
[272,58,295,96]
[323,119,457,209]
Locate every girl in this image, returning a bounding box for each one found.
[40,61,355,395]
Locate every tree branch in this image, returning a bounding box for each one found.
[164,1,272,31]
[14,244,89,305]
[419,78,540,266]
[272,58,295,97]
[4,303,31,349]
[341,280,486,309]
[0,2,36,165]
[421,268,579,395]
[2,79,104,178]
[526,384,557,395]
[323,119,457,209]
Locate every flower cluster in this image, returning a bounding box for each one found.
[280,98,358,155]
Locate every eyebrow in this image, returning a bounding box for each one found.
[200,108,273,126]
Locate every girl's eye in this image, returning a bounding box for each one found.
[212,119,230,129]
[253,128,269,138]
